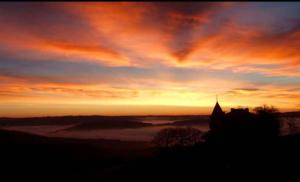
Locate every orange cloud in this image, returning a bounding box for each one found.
[170,20,300,76]
[2,2,298,76]
[0,2,299,116]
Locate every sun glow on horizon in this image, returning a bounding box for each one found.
[0,2,299,117]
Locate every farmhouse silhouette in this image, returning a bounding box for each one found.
[209,100,280,143]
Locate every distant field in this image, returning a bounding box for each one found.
[0,114,299,141]
[0,115,210,141]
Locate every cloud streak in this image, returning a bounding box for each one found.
[1,2,300,73]
[0,2,299,116]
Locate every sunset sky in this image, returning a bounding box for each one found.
[0,2,300,117]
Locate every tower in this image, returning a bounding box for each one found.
[210,99,225,131]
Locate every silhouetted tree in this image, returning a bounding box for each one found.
[253,105,281,139]
[152,127,203,149]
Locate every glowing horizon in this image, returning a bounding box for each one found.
[0,2,300,117]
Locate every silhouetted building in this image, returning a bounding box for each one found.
[210,102,254,133]
[209,101,225,132]
[208,101,281,144]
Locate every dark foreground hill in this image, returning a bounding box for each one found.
[107,135,300,176]
[0,129,154,176]
[1,128,300,176]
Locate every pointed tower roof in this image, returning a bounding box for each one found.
[211,101,224,116]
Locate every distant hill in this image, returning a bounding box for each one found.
[64,120,152,131]
[0,115,144,126]
[0,115,209,129]
[170,115,209,126]
[0,113,298,130]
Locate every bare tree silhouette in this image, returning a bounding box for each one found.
[253,105,281,139]
[152,127,203,149]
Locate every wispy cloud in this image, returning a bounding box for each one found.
[0,2,299,115]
